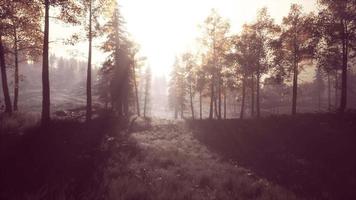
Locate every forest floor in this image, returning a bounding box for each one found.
[1,112,355,200]
[105,118,297,200]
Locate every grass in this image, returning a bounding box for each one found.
[0,111,116,200]
[188,113,356,200]
[106,119,298,200]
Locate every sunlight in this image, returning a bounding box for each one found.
[119,0,317,77]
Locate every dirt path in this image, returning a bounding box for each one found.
[106,119,298,200]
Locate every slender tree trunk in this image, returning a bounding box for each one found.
[335,71,338,108]
[180,102,184,119]
[0,34,12,114]
[41,0,50,125]
[292,61,298,115]
[339,20,348,113]
[218,73,221,119]
[318,84,321,111]
[86,0,92,121]
[174,105,178,119]
[223,89,226,119]
[240,76,246,119]
[132,63,140,116]
[189,85,194,119]
[251,73,255,117]
[256,66,260,118]
[143,86,148,118]
[327,73,331,111]
[209,77,214,119]
[199,90,202,119]
[13,28,19,111]
[214,91,218,118]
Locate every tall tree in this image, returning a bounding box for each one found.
[276,4,315,115]
[143,66,151,118]
[100,4,133,119]
[78,0,113,121]
[0,0,13,114]
[251,7,279,117]
[199,9,230,119]
[5,1,42,111]
[41,0,81,125]
[0,35,11,114]
[182,52,197,119]
[318,0,356,113]
[229,25,259,119]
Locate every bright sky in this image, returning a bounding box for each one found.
[51,0,317,77]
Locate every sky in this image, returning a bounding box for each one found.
[51,0,318,77]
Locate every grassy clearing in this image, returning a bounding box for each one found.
[106,119,297,200]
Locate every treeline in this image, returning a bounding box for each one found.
[0,0,145,125]
[169,1,355,120]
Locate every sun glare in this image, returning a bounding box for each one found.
[51,0,317,77]
[119,0,317,77]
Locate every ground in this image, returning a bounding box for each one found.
[1,113,355,200]
[105,118,297,200]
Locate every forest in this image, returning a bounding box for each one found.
[0,0,356,200]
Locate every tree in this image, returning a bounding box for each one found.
[168,57,186,119]
[199,9,230,119]
[143,66,151,118]
[314,67,325,111]
[41,0,81,125]
[250,7,279,117]
[0,34,11,114]
[229,25,259,119]
[276,4,315,115]
[195,61,206,119]
[77,0,113,121]
[315,37,343,111]
[100,4,134,119]
[6,1,42,111]
[318,0,356,113]
[182,52,197,119]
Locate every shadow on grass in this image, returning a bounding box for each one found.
[188,113,356,200]
[0,112,118,199]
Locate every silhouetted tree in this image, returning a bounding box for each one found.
[317,0,356,113]
[275,4,315,115]
[200,9,230,119]
[41,0,81,125]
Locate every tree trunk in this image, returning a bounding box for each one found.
[0,34,12,114]
[143,88,148,118]
[251,73,255,117]
[199,90,202,119]
[256,66,260,118]
[41,0,50,125]
[327,73,331,111]
[132,62,140,116]
[209,77,214,119]
[240,76,246,119]
[86,0,92,122]
[13,27,19,111]
[174,105,178,119]
[223,89,226,119]
[292,61,298,115]
[318,83,321,111]
[335,71,338,108]
[218,73,221,119]
[214,91,218,118]
[339,20,348,113]
[189,85,194,119]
